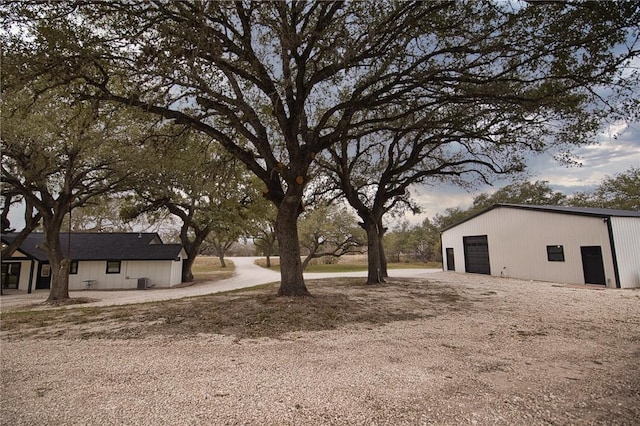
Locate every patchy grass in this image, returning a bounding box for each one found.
[43,297,100,307]
[0,278,465,341]
[255,258,441,272]
[191,256,235,282]
[389,261,442,269]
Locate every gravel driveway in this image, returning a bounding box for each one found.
[1,271,639,425]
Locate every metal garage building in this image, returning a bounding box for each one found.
[440,204,640,288]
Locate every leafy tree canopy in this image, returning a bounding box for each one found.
[1,86,147,300]
[569,166,640,211]
[298,203,365,269]
[120,126,265,282]
[2,0,639,295]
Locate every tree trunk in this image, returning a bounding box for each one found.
[178,224,209,283]
[275,195,309,296]
[48,257,70,301]
[182,255,195,282]
[218,254,226,268]
[301,255,312,270]
[301,241,319,270]
[379,237,388,278]
[44,226,70,302]
[377,220,388,278]
[363,220,384,284]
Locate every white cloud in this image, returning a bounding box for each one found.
[403,184,476,226]
[535,121,640,195]
[408,119,640,220]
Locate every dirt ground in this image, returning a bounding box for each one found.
[1,272,639,425]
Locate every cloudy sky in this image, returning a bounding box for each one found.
[405,44,640,224]
[5,119,639,232]
[407,119,640,224]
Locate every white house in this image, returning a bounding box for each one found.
[1,232,186,292]
[440,204,640,289]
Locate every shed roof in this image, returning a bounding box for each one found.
[442,204,640,232]
[1,232,183,262]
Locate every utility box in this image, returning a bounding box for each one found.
[137,277,150,289]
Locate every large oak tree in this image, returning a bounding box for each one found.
[0,90,141,301]
[120,127,262,282]
[3,1,638,295]
[316,1,639,283]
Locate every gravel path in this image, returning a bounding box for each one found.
[2,272,639,425]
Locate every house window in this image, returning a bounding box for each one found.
[41,264,51,277]
[547,245,565,262]
[69,261,78,275]
[106,261,121,274]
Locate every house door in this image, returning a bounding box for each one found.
[1,263,21,289]
[463,235,490,275]
[581,246,606,285]
[36,263,51,289]
[446,248,455,271]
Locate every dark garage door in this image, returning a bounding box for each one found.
[464,235,490,275]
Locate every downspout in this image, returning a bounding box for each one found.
[67,209,72,289]
[439,232,445,271]
[604,217,621,289]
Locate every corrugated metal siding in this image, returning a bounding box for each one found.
[611,217,640,288]
[441,207,616,287]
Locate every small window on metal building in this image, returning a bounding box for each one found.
[69,261,79,275]
[546,245,565,262]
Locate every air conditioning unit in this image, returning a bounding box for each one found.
[137,277,150,290]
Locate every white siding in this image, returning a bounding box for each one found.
[69,259,181,290]
[5,250,32,290]
[4,240,185,291]
[610,217,640,288]
[441,207,617,287]
[11,260,35,291]
[170,250,187,286]
[2,251,37,291]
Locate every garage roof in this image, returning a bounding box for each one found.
[442,204,640,232]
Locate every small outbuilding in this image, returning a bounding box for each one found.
[440,204,640,288]
[1,232,186,292]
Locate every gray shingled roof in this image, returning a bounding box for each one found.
[2,232,183,262]
[442,204,640,232]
